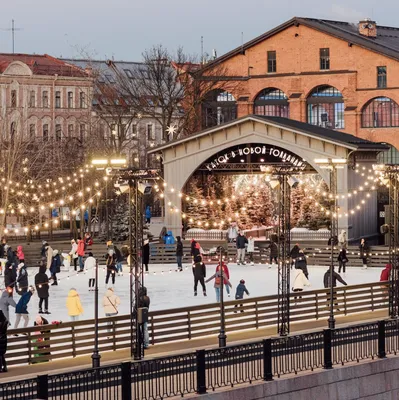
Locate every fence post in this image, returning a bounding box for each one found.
[378,320,386,359]
[323,329,333,369]
[121,362,132,400]
[196,349,207,394]
[37,374,48,400]
[263,339,273,381]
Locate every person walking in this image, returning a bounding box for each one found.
[14,286,35,329]
[247,236,255,265]
[16,245,25,263]
[236,231,248,265]
[35,264,50,314]
[0,288,16,325]
[295,250,309,279]
[359,238,370,269]
[192,255,207,296]
[69,239,78,271]
[142,239,150,273]
[16,263,29,295]
[0,310,8,372]
[234,279,250,313]
[103,287,120,333]
[176,236,183,271]
[206,265,232,302]
[337,247,348,274]
[66,288,84,321]
[138,287,150,349]
[290,243,300,269]
[105,249,117,285]
[323,266,348,309]
[85,252,97,291]
[145,206,151,224]
[50,250,61,286]
[269,241,278,268]
[77,237,85,272]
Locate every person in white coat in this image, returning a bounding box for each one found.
[102,287,120,333]
[292,268,310,302]
[69,240,78,271]
[84,253,97,290]
[247,236,255,265]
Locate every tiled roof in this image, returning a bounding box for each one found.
[0,53,87,77]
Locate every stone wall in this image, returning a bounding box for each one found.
[200,356,399,400]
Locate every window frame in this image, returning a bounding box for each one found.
[361,97,399,128]
[42,90,49,108]
[29,123,36,137]
[55,124,62,141]
[11,90,17,107]
[67,91,74,108]
[79,92,86,108]
[29,90,36,108]
[43,124,49,141]
[320,48,330,71]
[55,91,61,109]
[146,124,154,141]
[267,51,277,73]
[68,124,74,137]
[377,66,387,89]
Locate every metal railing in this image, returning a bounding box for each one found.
[4,281,390,366]
[2,317,399,399]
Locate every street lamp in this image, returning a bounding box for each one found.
[217,246,227,347]
[91,258,101,368]
[315,158,347,329]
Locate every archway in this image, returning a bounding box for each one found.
[253,88,289,117]
[307,85,344,129]
[202,89,237,129]
[361,97,399,128]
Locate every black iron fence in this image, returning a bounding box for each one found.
[1,318,398,400]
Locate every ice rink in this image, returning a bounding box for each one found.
[1,261,383,326]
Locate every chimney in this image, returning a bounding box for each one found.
[358,18,377,38]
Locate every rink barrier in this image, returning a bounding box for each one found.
[1,318,399,399]
[3,280,390,367]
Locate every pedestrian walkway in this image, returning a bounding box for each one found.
[0,309,388,383]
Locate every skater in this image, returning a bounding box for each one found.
[142,239,150,273]
[190,239,202,258]
[50,250,61,286]
[216,260,231,296]
[234,279,250,312]
[14,286,35,329]
[44,242,53,270]
[16,263,29,295]
[236,231,248,265]
[359,238,370,269]
[269,241,278,267]
[35,264,50,314]
[176,236,183,271]
[247,236,255,265]
[295,250,309,279]
[105,249,117,285]
[69,239,78,271]
[380,263,392,300]
[206,264,232,302]
[323,266,347,309]
[0,310,8,372]
[40,241,47,258]
[4,260,17,288]
[114,245,124,276]
[338,230,347,249]
[66,288,84,321]
[290,243,300,269]
[159,226,168,244]
[0,238,6,259]
[192,255,206,296]
[103,287,120,333]
[33,315,51,363]
[85,252,97,290]
[145,206,151,224]
[138,287,150,348]
[337,247,348,274]
[84,232,93,247]
[16,245,25,263]
[77,237,85,272]
[0,288,16,324]
[292,268,310,301]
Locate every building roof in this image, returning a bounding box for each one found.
[0,53,87,77]
[203,16,399,69]
[148,115,389,154]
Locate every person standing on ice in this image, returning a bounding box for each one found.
[234,279,250,312]
[0,287,16,325]
[14,286,35,329]
[142,239,150,273]
[138,287,150,349]
[190,239,202,258]
[35,264,50,315]
[16,245,25,263]
[176,236,184,271]
[246,236,255,265]
[105,249,117,285]
[206,265,232,302]
[290,244,300,269]
[16,263,29,295]
[103,287,120,332]
[294,250,309,279]
[50,250,61,286]
[192,255,207,296]
[85,252,97,291]
[359,238,370,269]
[292,268,310,301]
[77,237,85,272]
[337,247,348,274]
[145,206,151,224]
[66,288,84,321]
[69,239,78,271]
[268,241,278,268]
[323,265,347,309]
[236,231,248,265]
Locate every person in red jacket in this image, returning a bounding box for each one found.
[215,262,231,297]
[380,264,392,300]
[77,237,85,272]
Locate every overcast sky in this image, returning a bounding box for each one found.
[1,0,397,61]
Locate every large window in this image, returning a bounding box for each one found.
[202,89,237,129]
[29,90,35,108]
[55,124,62,141]
[320,48,330,70]
[68,91,73,108]
[377,66,387,88]
[55,91,61,108]
[253,88,289,117]
[80,92,86,108]
[361,97,399,128]
[42,91,49,108]
[43,124,49,141]
[267,51,276,73]
[29,123,36,137]
[68,124,74,137]
[11,90,17,107]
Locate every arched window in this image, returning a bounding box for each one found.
[253,88,289,117]
[361,97,399,128]
[202,89,237,129]
[307,85,344,129]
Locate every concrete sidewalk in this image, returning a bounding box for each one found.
[0,309,388,383]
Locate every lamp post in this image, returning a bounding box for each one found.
[91,258,101,368]
[217,246,227,348]
[315,158,347,329]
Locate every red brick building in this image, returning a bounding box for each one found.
[201,17,399,154]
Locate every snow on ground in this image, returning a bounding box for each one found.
[1,262,383,327]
